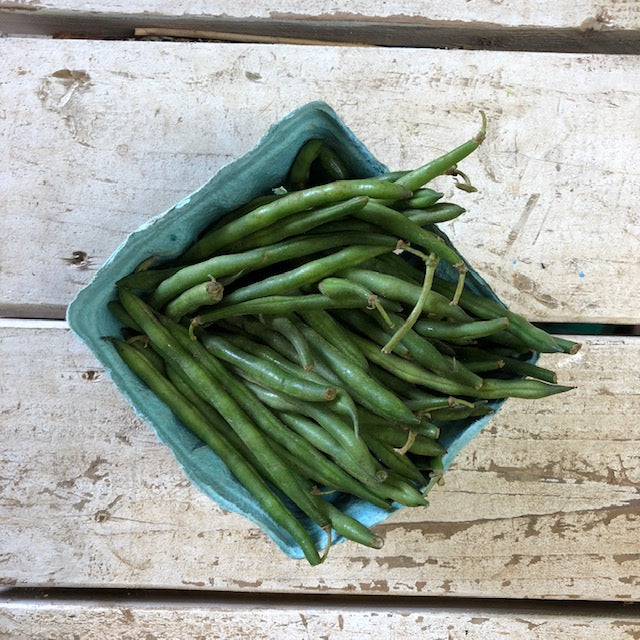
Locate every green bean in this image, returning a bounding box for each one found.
[108,300,142,332]
[199,333,337,402]
[195,294,353,328]
[181,178,412,262]
[355,200,465,268]
[336,309,411,358]
[116,266,181,292]
[289,139,324,190]
[499,356,558,384]
[393,111,486,192]
[297,322,419,425]
[380,472,428,507]
[227,196,370,253]
[358,419,446,457]
[222,325,360,433]
[394,188,444,211]
[462,359,505,373]
[413,317,509,341]
[337,268,471,322]
[316,498,384,549]
[260,315,314,371]
[405,202,466,225]
[402,395,459,413]
[164,277,224,320]
[358,407,440,439]
[222,243,397,306]
[428,403,493,421]
[317,277,402,314]
[297,309,369,371]
[118,289,331,529]
[151,230,386,310]
[366,438,427,485]
[431,278,581,354]
[244,383,383,485]
[350,332,574,399]
[107,335,322,565]
[317,144,350,181]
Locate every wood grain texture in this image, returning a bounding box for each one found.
[1,39,638,323]
[1,0,638,30]
[1,327,638,600]
[1,598,639,639]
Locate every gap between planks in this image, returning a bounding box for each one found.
[1,9,639,54]
[2,586,640,617]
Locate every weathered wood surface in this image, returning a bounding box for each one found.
[1,39,639,323]
[1,0,639,30]
[1,597,639,639]
[1,326,638,600]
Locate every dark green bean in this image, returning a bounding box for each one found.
[499,356,558,384]
[317,145,350,181]
[260,315,314,371]
[107,335,322,566]
[116,266,181,292]
[366,438,427,486]
[181,178,412,262]
[289,139,324,190]
[108,300,142,332]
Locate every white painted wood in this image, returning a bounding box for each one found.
[1,39,638,323]
[1,598,639,639]
[1,0,638,30]
[1,327,638,600]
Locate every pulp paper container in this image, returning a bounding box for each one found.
[67,101,531,559]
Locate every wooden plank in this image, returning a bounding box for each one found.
[1,597,639,639]
[1,39,638,323]
[1,0,639,31]
[1,326,638,600]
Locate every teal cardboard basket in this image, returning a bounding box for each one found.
[67,101,528,559]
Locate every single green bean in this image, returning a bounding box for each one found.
[413,317,509,341]
[116,266,181,292]
[181,178,412,262]
[499,356,558,384]
[108,300,142,332]
[366,438,427,485]
[164,277,224,320]
[405,202,466,225]
[289,139,324,190]
[394,188,444,211]
[394,112,486,192]
[317,144,350,181]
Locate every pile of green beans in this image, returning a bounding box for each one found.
[108,115,580,565]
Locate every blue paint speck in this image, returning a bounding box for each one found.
[578,271,585,278]
[511,259,517,265]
